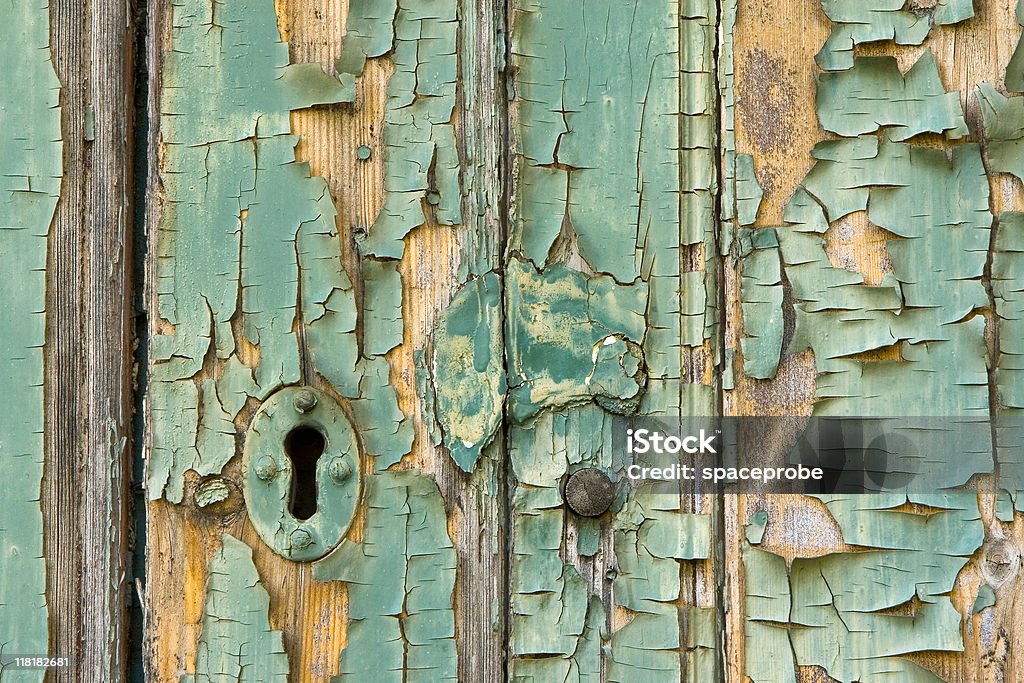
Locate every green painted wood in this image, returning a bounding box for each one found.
[184,535,289,682]
[0,2,62,675]
[132,0,1024,681]
[148,0,466,679]
[501,1,722,680]
[737,3,1024,682]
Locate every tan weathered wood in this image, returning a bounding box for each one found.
[725,2,1024,681]
[43,1,137,680]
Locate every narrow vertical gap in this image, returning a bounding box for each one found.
[978,128,1004,487]
[497,0,514,677]
[128,0,153,680]
[498,0,514,679]
[711,2,731,681]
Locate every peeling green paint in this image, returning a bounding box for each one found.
[1007,0,1024,93]
[778,135,991,418]
[182,536,288,679]
[993,212,1024,509]
[313,471,457,682]
[607,491,712,682]
[510,0,687,283]
[350,357,414,470]
[818,52,968,141]
[743,545,794,683]
[575,518,601,558]
[509,407,608,681]
[153,0,348,500]
[744,509,767,545]
[744,495,983,682]
[720,0,739,256]
[152,0,416,502]
[735,154,764,228]
[816,0,974,72]
[979,83,1024,182]
[183,535,288,683]
[507,402,716,681]
[743,8,998,679]
[973,584,997,614]
[738,228,783,381]
[506,262,649,423]
[343,0,462,260]
[685,607,718,683]
[0,0,61,669]
[504,0,721,678]
[361,259,404,357]
[428,273,505,471]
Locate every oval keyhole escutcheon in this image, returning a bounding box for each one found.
[242,386,361,561]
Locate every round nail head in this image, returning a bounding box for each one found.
[564,468,615,517]
[255,456,278,482]
[293,389,318,413]
[328,457,352,484]
[291,528,313,549]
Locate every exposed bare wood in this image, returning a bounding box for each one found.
[142,0,507,680]
[726,2,1024,682]
[43,1,137,680]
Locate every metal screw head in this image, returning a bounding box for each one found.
[291,528,313,549]
[564,468,615,517]
[293,390,318,413]
[255,456,278,482]
[328,457,352,485]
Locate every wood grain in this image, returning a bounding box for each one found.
[142,0,507,680]
[725,2,1024,682]
[43,1,137,680]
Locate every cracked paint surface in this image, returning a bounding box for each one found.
[337,0,461,260]
[503,0,720,679]
[738,4,1009,681]
[313,471,456,682]
[816,0,975,72]
[778,131,990,418]
[507,262,650,423]
[183,534,289,682]
[154,0,459,678]
[151,0,413,499]
[737,228,782,381]
[0,0,61,671]
[745,495,983,682]
[994,212,1024,509]
[427,272,505,471]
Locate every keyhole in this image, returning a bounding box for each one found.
[284,426,326,520]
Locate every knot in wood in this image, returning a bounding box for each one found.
[564,468,615,517]
[983,540,1020,587]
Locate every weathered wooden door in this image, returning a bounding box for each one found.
[5,0,1024,681]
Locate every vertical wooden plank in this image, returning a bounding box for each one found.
[41,0,137,680]
[142,0,506,680]
[724,2,1024,682]
[0,2,63,679]
[502,0,723,680]
[0,0,135,680]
